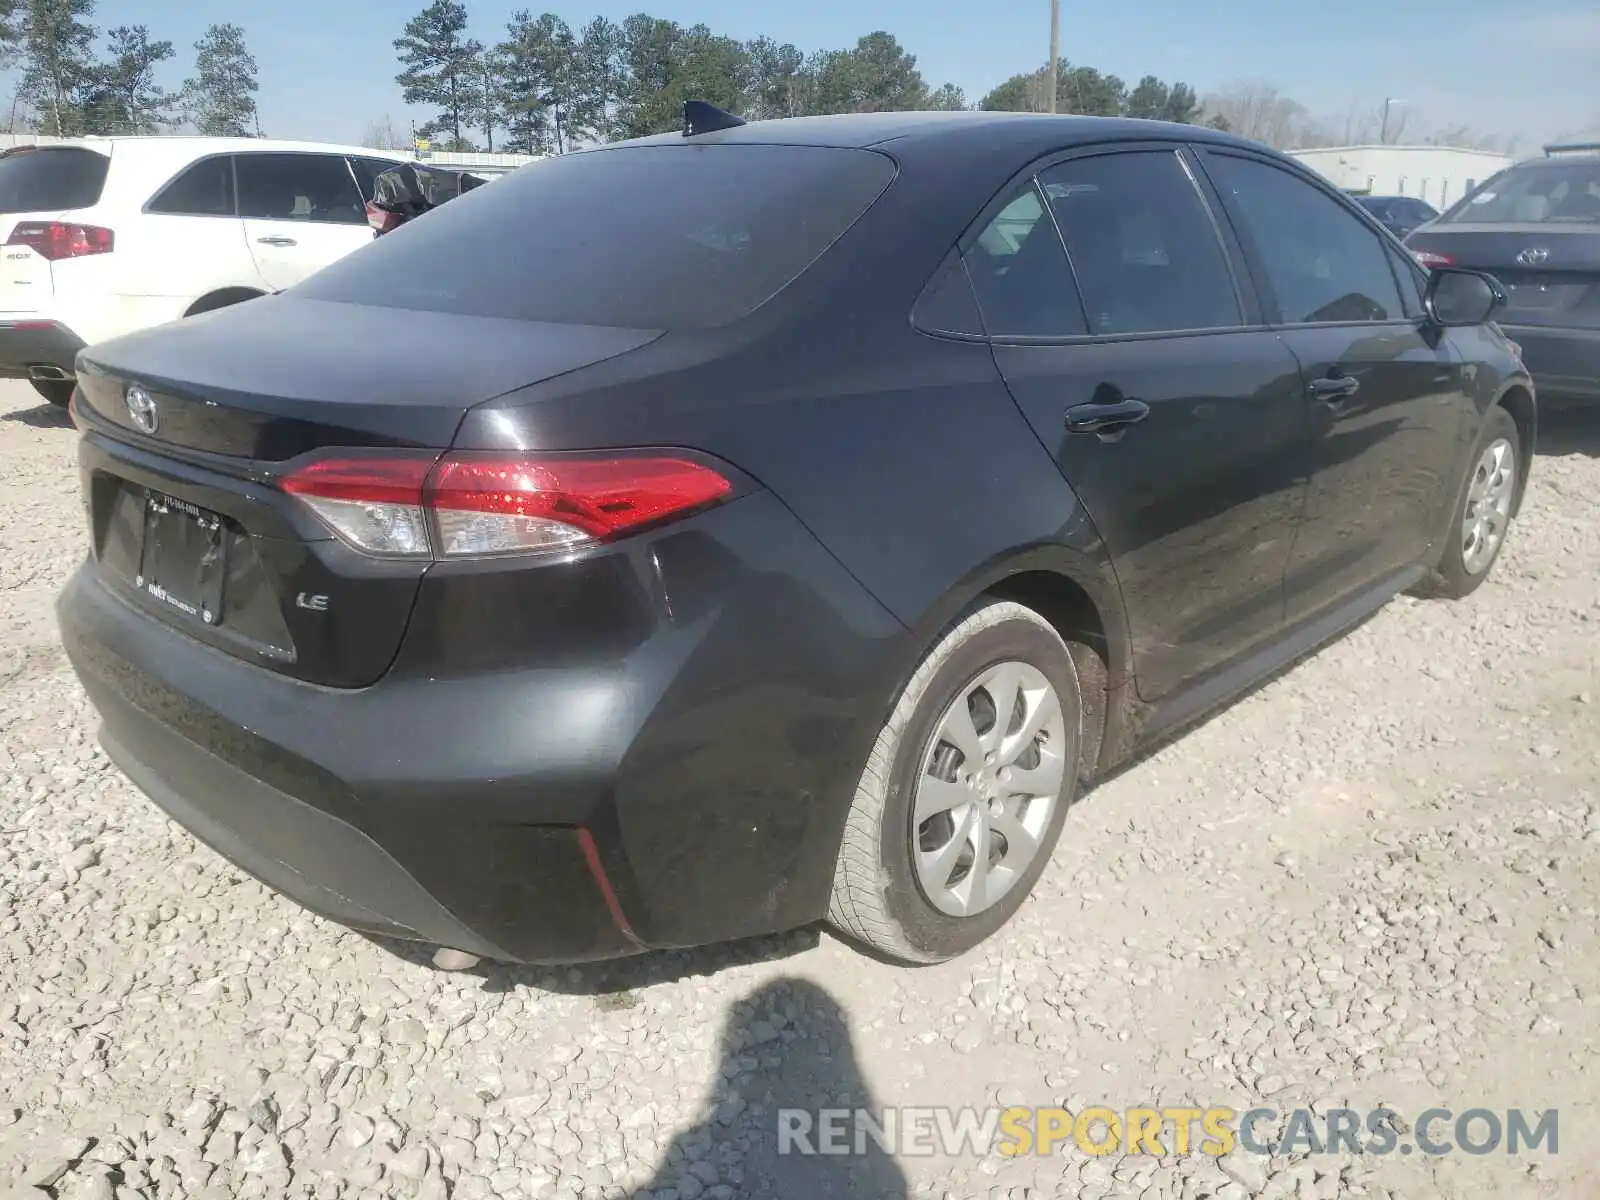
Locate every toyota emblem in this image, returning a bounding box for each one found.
[1515,246,1550,266]
[125,385,158,434]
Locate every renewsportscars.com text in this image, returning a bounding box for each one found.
[776,1106,1559,1158]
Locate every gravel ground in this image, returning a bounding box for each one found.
[2,378,1598,1200]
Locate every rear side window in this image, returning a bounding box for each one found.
[0,147,109,213]
[236,153,366,225]
[147,156,235,216]
[1041,151,1241,335]
[962,184,1087,337]
[1205,153,1405,325]
[913,255,984,336]
[294,144,897,329]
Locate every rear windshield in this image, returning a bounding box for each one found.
[0,146,110,213]
[1442,161,1600,225]
[294,143,897,329]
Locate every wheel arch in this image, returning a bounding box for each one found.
[1494,380,1536,518]
[184,286,266,317]
[896,544,1134,786]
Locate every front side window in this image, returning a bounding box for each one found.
[235,153,366,225]
[962,185,1086,337]
[1205,153,1406,325]
[1040,150,1241,335]
[147,156,235,217]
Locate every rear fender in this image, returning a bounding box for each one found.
[890,541,1134,781]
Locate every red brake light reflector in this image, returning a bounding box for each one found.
[365,202,405,234]
[1410,249,1454,268]
[427,455,732,538]
[6,221,114,260]
[281,453,435,505]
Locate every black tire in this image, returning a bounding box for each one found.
[827,600,1082,964]
[30,377,73,407]
[1412,405,1521,601]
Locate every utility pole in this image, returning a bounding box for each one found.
[1046,0,1060,114]
[1379,97,1404,144]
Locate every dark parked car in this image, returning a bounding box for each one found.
[1353,193,1439,239]
[1407,143,1600,403]
[58,106,1533,968]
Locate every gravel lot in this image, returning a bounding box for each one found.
[2,378,1598,1200]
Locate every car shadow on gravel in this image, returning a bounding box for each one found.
[1535,406,1600,457]
[0,400,72,428]
[364,925,824,997]
[631,976,907,1200]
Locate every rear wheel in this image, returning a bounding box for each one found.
[30,377,73,407]
[1413,406,1520,600]
[828,600,1081,963]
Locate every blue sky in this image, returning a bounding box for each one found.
[16,0,1600,147]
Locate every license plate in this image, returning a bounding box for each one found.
[135,492,226,626]
[1504,284,1565,310]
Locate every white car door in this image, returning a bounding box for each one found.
[137,153,261,302]
[234,151,373,292]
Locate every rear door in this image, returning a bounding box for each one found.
[1199,149,1468,623]
[981,146,1310,702]
[138,154,260,301]
[235,152,372,290]
[0,145,112,316]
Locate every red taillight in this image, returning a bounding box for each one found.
[1410,249,1454,268]
[364,202,404,234]
[280,450,734,558]
[6,221,113,260]
[281,453,436,505]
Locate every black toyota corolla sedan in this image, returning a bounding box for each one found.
[57,107,1533,968]
[1406,143,1600,404]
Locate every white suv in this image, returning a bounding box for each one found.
[0,137,409,405]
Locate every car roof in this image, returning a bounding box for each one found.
[621,110,1260,156]
[22,136,409,161]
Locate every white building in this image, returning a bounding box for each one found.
[416,149,539,177]
[1288,145,1514,210]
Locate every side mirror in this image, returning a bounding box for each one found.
[1425,268,1507,326]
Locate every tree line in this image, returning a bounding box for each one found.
[386,0,1207,154]
[0,0,261,137]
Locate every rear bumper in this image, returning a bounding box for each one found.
[57,489,907,964]
[0,319,84,376]
[1502,323,1600,401]
[63,568,636,963]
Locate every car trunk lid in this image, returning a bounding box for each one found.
[74,295,661,687]
[1407,224,1600,329]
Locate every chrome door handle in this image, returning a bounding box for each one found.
[1308,374,1360,399]
[255,236,297,247]
[1064,397,1151,435]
